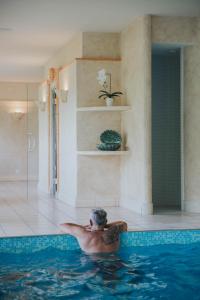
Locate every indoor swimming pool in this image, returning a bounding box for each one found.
[0,230,200,299]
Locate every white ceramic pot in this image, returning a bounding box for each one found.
[106,97,113,106]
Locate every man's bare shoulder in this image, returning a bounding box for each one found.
[60,223,92,239]
[102,222,127,245]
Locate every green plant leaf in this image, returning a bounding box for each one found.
[98,94,107,99]
[99,90,108,93]
[98,90,123,99]
[111,92,123,96]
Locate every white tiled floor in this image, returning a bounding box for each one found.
[0,182,200,237]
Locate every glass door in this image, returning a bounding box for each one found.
[26,70,59,204]
[0,83,28,205]
[27,83,39,202]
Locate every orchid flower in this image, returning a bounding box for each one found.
[97,69,107,86]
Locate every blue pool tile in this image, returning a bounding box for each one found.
[0,230,200,254]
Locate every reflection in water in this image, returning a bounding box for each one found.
[0,249,148,299]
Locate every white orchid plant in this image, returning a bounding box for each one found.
[97,69,123,100]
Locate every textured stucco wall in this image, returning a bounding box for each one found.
[77,111,121,151]
[44,32,120,79]
[76,59,122,207]
[152,16,196,45]
[184,18,200,212]
[38,81,49,193]
[120,16,152,215]
[40,17,200,212]
[57,59,122,207]
[42,39,123,206]
[76,60,122,107]
[44,33,83,78]
[58,63,77,206]
[77,156,120,207]
[82,32,120,58]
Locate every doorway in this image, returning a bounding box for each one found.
[152,45,181,211]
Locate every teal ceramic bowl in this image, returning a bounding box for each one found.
[100,130,122,144]
[97,143,121,151]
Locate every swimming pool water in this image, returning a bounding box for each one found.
[0,241,200,299]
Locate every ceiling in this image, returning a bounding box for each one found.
[0,0,199,82]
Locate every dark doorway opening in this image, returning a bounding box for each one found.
[152,45,181,212]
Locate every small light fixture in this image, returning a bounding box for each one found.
[38,98,46,111]
[12,110,25,121]
[60,89,68,103]
[38,85,48,111]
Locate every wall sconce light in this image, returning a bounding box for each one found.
[12,111,25,121]
[38,98,47,111]
[38,84,48,111]
[60,89,68,103]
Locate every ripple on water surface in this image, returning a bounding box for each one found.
[0,242,200,299]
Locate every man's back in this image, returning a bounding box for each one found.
[77,227,120,253]
[60,221,127,254]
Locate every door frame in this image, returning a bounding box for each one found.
[48,68,60,197]
[50,85,57,196]
[151,44,183,211]
[180,47,184,211]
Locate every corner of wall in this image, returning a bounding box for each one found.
[120,15,152,215]
[43,32,84,79]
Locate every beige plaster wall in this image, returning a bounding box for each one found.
[76,60,122,107]
[56,59,122,207]
[27,83,39,182]
[120,16,152,214]
[152,16,196,45]
[39,17,200,213]
[184,18,200,212]
[38,81,49,193]
[58,63,77,205]
[41,52,123,207]
[27,102,39,181]
[77,111,121,151]
[44,33,83,78]
[82,32,120,58]
[0,100,27,181]
[77,109,121,206]
[0,82,38,182]
[44,32,120,80]
[77,156,120,207]
[0,82,38,101]
[76,59,122,207]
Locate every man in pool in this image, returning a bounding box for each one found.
[60,208,127,254]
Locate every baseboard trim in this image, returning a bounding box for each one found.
[0,177,38,182]
[184,200,200,213]
[120,197,153,215]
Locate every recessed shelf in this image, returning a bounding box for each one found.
[77,150,129,156]
[77,106,131,112]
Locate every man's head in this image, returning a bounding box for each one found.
[90,208,107,229]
